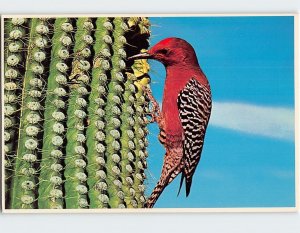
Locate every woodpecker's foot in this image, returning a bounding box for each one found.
[142,85,161,123]
[156,115,165,132]
[148,112,158,123]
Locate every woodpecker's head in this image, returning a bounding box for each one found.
[129,37,199,67]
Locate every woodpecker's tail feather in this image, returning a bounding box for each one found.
[177,172,192,197]
[185,176,192,197]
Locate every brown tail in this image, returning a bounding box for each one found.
[145,147,184,208]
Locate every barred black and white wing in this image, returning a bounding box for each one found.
[177,78,212,196]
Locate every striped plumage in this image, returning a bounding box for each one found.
[177,79,212,196]
[129,37,212,208]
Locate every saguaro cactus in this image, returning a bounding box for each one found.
[3,17,151,209]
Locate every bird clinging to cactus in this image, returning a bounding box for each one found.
[129,37,212,208]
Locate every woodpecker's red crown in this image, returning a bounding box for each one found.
[129,37,199,67]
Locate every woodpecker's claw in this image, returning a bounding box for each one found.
[141,86,161,123]
[148,111,159,123]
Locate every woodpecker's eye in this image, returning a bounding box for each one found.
[159,49,168,55]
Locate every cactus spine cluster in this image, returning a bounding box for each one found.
[3,17,151,209]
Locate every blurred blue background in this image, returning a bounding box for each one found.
[145,16,295,208]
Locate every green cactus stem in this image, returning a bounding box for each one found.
[86,17,113,208]
[38,18,74,209]
[10,18,53,209]
[64,18,93,209]
[4,18,30,208]
[99,17,129,208]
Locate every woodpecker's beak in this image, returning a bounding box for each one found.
[128,52,152,60]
